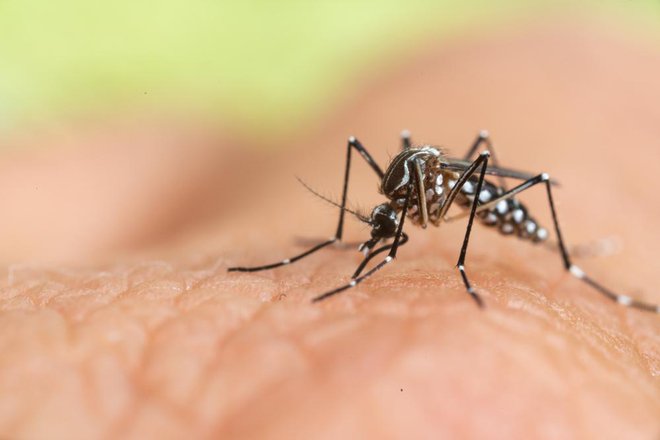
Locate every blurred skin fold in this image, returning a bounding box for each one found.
[0,20,659,439]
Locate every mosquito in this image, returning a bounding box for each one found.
[228,131,659,313]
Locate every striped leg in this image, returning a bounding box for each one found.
[446,151,491,307]
[351,233,409,279]
[463,130,507,189]
[312,183,413,302]
[456,171,659,313]
[509,173,657,313]
[401,129,412,150]
[228,136,384,273]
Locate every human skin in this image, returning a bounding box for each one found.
[0,21,659,439]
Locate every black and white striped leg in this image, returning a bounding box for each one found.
[463,130,507,190]
[401,129,412,150]
[228,136,384,273]
[452,152,491,308]
[312,184,413,302]
[352,233,409,279]
[511,173,658,313]
[471,171,658,313]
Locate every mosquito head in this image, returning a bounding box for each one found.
[358,203,399,255]
[357,203,399,253]
[369,203,399,239]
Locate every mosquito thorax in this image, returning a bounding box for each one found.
[381,146,444,196]
[369,203,399,239]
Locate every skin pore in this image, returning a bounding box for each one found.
[0,21,659,439]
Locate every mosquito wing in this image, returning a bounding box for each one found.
[444,158,560,186]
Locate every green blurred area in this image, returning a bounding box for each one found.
[1,0,659,139]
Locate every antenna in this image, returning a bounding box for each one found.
[296,177,371,224]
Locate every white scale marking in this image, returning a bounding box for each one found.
[485,213,498,224]
[537,228,549,240]
[282,259,291,264]
[496,200,508,214]
[569,265,585,279]
[385,256,393,263]
[349,280,357,287]
[617,295,633,306]
[479,190,492,203]
[512,209,524,224]
[525,220,537,234]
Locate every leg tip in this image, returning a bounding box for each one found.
[311,292,333,303]
[228,266,252,273]
[467,288,485,308]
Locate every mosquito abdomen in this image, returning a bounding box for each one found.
[455,177,549,243]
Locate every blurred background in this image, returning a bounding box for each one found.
[0,0,660,265]
[2,0,660,140]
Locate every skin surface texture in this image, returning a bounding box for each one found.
[0,20,659,439]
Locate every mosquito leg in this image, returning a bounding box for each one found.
[312,184,413,302]
[450,152,491,307]
[401,129,412,150]
[537,174,657,313]
[352,233,409,279]
[228,136,384,273]
[443,171,556,223]
[413,159,429,228]
[456,172,658,313]
[463,130,498,164]
[463,130,507,189]
[438,152,490,220]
